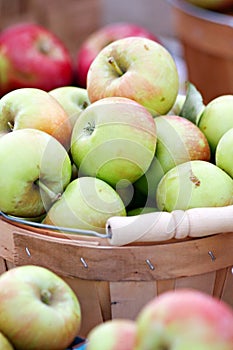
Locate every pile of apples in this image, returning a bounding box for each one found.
[0,20,233,237]
[0,265,82,350]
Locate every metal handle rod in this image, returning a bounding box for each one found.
[0,211,111,239]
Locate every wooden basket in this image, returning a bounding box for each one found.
[169,0,233,104]
[0,217,232,337]
[0,0,102,59]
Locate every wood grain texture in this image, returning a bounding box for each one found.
[13,230,233,281]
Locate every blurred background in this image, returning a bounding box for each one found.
[0,0,232,103]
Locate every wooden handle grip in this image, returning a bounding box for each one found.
[106,205,233,246]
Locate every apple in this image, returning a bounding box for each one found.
[156,160,233,212]
[0,22,73,96]
[86,319,137,350]
[76,22,161,88]
[43,176,126,234]
[0,333,13,350]
[0,87,73,150]
[71,96,157,187]
[49,86,90,128]
[198,95,233,155]
[215,128,233,178]
[86,36,179,116]
[184,0,233,10]
[135,115,211,199]
[0,265,81,350]
[135,289,233,350]
[0,128,72,218]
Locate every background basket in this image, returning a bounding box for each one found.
[0,218,232,337]
[169,0,233,104]
[0,0,101,59]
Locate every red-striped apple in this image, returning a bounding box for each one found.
[76,22,161,88]
[0,265,81,350]
[135,289,233,350]
[87,37,179,116]
[0,87,72,149]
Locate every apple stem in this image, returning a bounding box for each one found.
[41,289,52,305]
[108,56,124,76]
[35,180,61,203]
[7,121,14,131]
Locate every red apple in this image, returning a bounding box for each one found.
[76,22,161,88]
[86,319,137,350]
[135,289,233,350]
[87,37,179,116]
[0,23,73,96]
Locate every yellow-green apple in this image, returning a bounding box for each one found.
[43,176,126,234]
[215,128,233,178]
[156,160,233,211]
[86,37,179,116]
[71,96,157,187]
[0,333,13,350]
[198,95,233,155]
[76,22,161,88]
[0,265,81,350]
[0,87,73,149]
[135,289,233,350]
[135,115,211,199]
[0,23,73,96]
[185,0,233,10]
[86,319,137,350]
[49,86,90,128]
[0,128,72,218]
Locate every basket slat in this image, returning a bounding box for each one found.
[13,230,233,281]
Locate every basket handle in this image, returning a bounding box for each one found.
[107,205,233,246]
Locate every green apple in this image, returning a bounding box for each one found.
[0,87,72,149]
[0,128,72,218]
[87,36,179,116]
[135,115,210,199]
[0,333,13,350]
[215,128,233,178]
[0,265,81,350]
[156,160,233,211]
[135,289,233,350]
[71,96,157,187]
[43,176,126,234]
[198,95,233,155]
[127,207,158,216]
[49,86,90,128]
[86,319,137,350]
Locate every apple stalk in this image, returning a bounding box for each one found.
[35,179,61,203]
[108,56,124,76]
